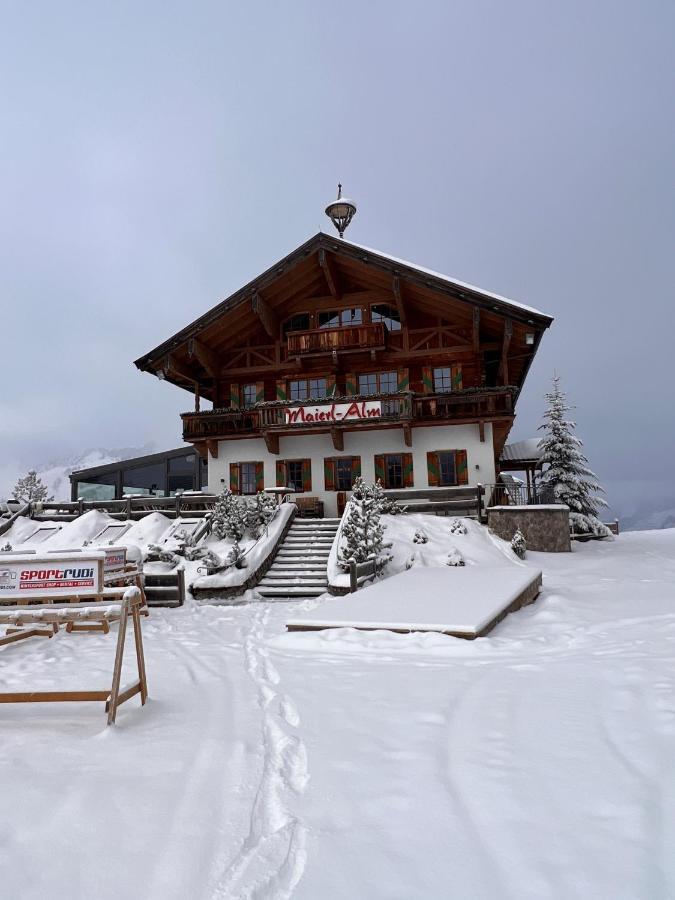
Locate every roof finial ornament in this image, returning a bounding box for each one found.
[325,183,356,239]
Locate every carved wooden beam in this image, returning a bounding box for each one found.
[331,428,344,451]
[473,308,480,354]
[318,249,341,301]
[392,276,407,327]
[188,338,220,378]
[263,431,280,455]
[499,319,513,385]
[193,442,208,459]
[251,291,279,339]
[403,423,412,448]
[165,354,198,383]
[479,419,485,443]
[206,440,219,460]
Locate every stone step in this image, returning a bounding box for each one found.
[266,566,327,575]
[258,579,327,589]
[257,586,327,598]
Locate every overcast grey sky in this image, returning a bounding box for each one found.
[1,1,673,516]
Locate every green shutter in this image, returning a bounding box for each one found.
[276,460,286,487]
[230,383,240,408]
[421,367,434,393]
[351,456,361,482]
[324,458,336,491]
[325,374,337,397]
[256,381,265,403]
[301,459,312,492]
[452,365,463,390]
[397,368,410,392]
[426,451,440,487]
[276,379,287,401]
[345,373,357,395]
[229,463,240,494]
[402,452,414,488]
[456,449,468,485]
[374,454,385,484]
[255,462,265,492]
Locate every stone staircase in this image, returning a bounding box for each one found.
[256,518,340,599]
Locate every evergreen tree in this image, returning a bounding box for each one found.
[12,470,52,504]
[245,491,277,537]
[511,528,527,559]
[537,375,610,536]
[211,488,246,542]
[338,477,392,570]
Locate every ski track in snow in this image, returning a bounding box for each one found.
[212,605,309,900]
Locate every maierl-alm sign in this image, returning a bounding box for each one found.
[285,400,381,426]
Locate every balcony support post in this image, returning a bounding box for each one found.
[403,423,412,447]
[331,428,344,451]
[206,440,219,460]
[479,419,485,442]
[263,431,280,455]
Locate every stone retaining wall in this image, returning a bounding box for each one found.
[487,505,570,553]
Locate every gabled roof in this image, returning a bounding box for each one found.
[134,232,553,372]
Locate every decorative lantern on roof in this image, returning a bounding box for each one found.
[325,183,357,238]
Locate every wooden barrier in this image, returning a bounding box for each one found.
[0,587,148,725]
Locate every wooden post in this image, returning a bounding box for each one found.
[107,599,129,726]
[131,602,148,705]
[349,559,357,594]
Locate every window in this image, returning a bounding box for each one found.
[318,308,362,328]
[335,458,354,491]
[76,479,116,501]
[358,371,397,395]
[283,313,310,335]
[324,457,361,491]
[385,454,403,489]
[242,383,257,408]
[123,462,165,496]
[281,459,311,493]
[289,378,328,401]
[371,303,401,331]
[433,367,453,393]
[438,451,457,486]
[167,453,196,495]
[240,462,258,495]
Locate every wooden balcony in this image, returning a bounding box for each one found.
[286,322,386,356]
[181,388,514,444]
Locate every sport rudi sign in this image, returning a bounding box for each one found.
[285,400,381,425]
[0,552,105,599]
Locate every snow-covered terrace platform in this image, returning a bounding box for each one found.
[286,565,542,639]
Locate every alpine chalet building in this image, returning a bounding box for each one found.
[135,233,552,516]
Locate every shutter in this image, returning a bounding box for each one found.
[451,365,463,391]
[345,373,357,395]
[325,374,337,397]
[426,452,440,487]
[351,456,361,483]
[230,383,240,408]
[301,459,312,492]
[323,458,336,491]
[402,453,414,488]
[276,379,287,401]
[255,462,265,492]
[397,368,410,393]
[421,366,434,393]
[229,463,240,494]
[276,460,286,487]
[374,454,385,484]
[456,449,469,485]
[255,381,265,403]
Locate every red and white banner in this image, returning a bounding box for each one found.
[0,553,104,599]
[285,400,381,426]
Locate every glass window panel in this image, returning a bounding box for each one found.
[341,308,362,326]
[287,461,304,492]
[358,373,378,395]
[123,462,165,496]
[242,384,257,408]
[433,367,453,393]
[335,458,353,491]
[76,476,117,501]
[379,371,398,394]
[385,454,403,489]
[371,304,401,331]
[318,310,340,328]
[283,313,310,335]
[308,378,327,398]
[240,462,257,495]
[438,451,457,486]
[289,380,308,401]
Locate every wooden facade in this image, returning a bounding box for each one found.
[135,234,552,491]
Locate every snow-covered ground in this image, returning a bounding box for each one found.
[1,527,675,899]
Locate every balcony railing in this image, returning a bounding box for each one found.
[286,322,386,356]
[181,388,514,442]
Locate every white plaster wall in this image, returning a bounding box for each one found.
[207,423,496,518]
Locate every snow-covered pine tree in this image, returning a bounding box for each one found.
[211,488,247,542]
[537,375,610,536]
[245,491,277,537]
[511,528,527,559]
[12,470,53,504]
[338,477,392,571]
